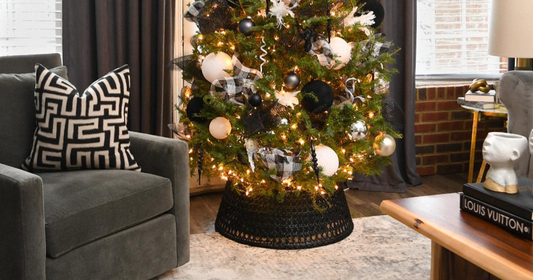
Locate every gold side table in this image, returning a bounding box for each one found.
[460,103,507,183]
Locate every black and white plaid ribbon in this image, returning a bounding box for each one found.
[308,35,334,67]
[374,72,389,94]
[167,123,191,141]
[210,55,263,106]
[361,35,391,57]
[258,147,302,182]
[184,1,205,22]
[369,41,391,57]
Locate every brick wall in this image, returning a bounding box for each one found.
[414,85,506,176]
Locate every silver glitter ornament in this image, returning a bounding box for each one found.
[349,120,367,140]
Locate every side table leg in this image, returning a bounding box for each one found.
[476,160,487,183]
[468,111,479,183]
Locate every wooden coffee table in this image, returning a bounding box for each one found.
[380,193,533,280]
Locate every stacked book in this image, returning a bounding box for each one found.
[464,89,496,102]
[457,97,501,110]
[460,177,533,240]
[457,89,499,110]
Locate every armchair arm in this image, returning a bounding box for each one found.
[129,131,190,266]
[0,164,45,280]
[499,71,533,178]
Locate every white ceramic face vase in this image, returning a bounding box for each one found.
[482,132,528,194]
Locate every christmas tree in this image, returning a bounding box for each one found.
[176,0,398,204]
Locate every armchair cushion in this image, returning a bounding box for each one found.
[40,169,173,258]
[0,66,68,168]
[499,71,533,178]
[22,64,141,172]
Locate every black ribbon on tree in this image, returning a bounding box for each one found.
[310,139,320,184]
[197,145,203,185]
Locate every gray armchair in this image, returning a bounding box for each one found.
[0,54,190,280]
[499,70,533,178]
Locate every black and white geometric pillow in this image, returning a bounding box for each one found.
[22,64,141,172]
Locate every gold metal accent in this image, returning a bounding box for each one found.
[468,111,479,183]
[483,177,518,194]
[476,160,486,183]
[468,79,491,93]
[462,105,507,183]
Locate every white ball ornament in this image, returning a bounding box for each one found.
[376,134,396,156]
[329,37,352,70]
[201,52,233,83]
[209,117,232,139]
[315,145,339,177]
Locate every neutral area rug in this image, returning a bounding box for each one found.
[158,215,430,280]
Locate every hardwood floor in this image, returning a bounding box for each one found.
[189,172,468,234]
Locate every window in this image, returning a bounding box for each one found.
[0,0,62,56]
[416,0,506,77]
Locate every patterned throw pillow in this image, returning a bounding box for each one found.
[22,64,141,172]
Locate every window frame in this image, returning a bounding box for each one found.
[0,0,63,57]
[415,0,505,84]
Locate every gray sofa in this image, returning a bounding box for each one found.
[499,70,533,178]
[0,53,190,280]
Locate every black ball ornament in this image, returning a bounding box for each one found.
[248,93,262,107]
[186,97,207,123]
[301,80,334,114]
[238,18,255,36]
[359,0,385,29]
[283,71,300,90]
